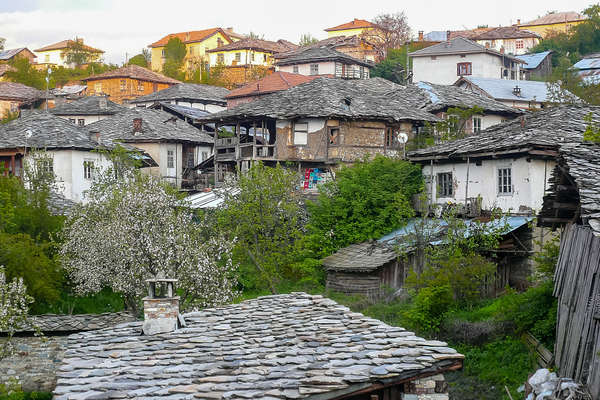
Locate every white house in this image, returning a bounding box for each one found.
[0,112,113,204]
[275,46,372,79]
[472,26,541,56]
[50,95,125,126]
[128,83,229,113]
[407,105,599,216]
[86,108,214,188]
[409,37,524,85]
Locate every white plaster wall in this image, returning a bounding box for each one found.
[127,100,226,113]
[57,114,110,125]
[422,157,554,214]
[277,61,336,76]
[412,53,513,85]
[481,114,507,130]
[475,38,539,55]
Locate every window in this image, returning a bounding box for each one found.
[516,39,524,49]
[83,160,94,180]
[167,150,175,169]
[263,54,267,62]
[293,122,308,145]
[473,117,482,133]
[44,54,50,62]
[119,79,126,92]
[437,172,453,197]
[161,49,165,57]
[385,128,397,148]
[250,52,255,62]
[94,83,102,93]
[201,151,209,162]
[328,127,340,145]
[235,52,241,63]
[38,159,53,174]
[292,65,299,74]
[457,62,472,76]
[498,167,512,195]
[430,56,437,60]
[69,118,76,124]
[186,151,195,168]
[138,81,144,91]
[78,119,85,126]
[310,63,319,75]
[217,54,224,64]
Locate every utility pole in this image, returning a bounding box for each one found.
[45,67,52,112]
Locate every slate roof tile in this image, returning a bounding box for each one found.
[0,82,44,101]
[206,38,297,54]
[82,65,180,85]
[13,312,136,333]
[50,96,126,116]
[275,46,372,67]
[130,83,229,105]
[473,26,540,40]
[53,293,463,399]
[322,242,397,272]
[409,37,523,62]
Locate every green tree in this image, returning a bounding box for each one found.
[162,37,187,80]
[64,38,98,67]
[5,57,46,89]
[214,163,305,293]
[128,53,148,68]
[305,155,423,258]
[370,42,433,84]
[299,33,318,46]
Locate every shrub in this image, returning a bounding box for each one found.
[403,285,454,334]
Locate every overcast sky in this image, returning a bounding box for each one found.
[0,0,593,64]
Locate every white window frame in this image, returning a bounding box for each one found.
[83,160,94,180]
[167,149,175,169]
[473,117,482,133]
[293,121,308,146]
[497,166,513,195]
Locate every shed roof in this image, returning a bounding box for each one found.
[0,47,35,61]
[206,38,297,54]
[200,77,440,123]
[86,108,213,145]
[519,11,586,27]
[573,56,600,70]
[148,28,232,48]
[51,84,87,96]
[129,83,229,104]
[226,71,320,99]
[457,76,553,102]
[324,18,375,32]
[518,51,552,69]
[408,105,600,161]
[34,39,103,53]
[53,292,463,399]
[81,65,180,85]
[50,95,125,116]
[275,46,373,67]
[322,242,397,272]
[473,26,540,40]
[409,37,523,62]
[0,81,44,102]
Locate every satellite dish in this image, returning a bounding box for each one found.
[399,132,409,144]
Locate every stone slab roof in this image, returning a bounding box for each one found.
[519,11,586,27]
[322,242,397,272]
[200,77,440,124]
[14,312,136,333]
[275,46,372,68]
[408,81,523,115]
[473,26,540,40]
[408,105,600,161]
[457,76,554,102]
[86,108,213,145]
[155,102,212,120]
[0,111,102,150]
[206,38,297,54]
[50,96,125,116]
[82,65,180,85]
[53,293,463,399]
[130,83,229,105]
[0,82,44,102]
[409,37,523,62]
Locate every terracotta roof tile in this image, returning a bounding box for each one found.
[148,28,231,48]
[226,72,319,99]
[206,38,298,54]
[325,18,374,32]
[520,11,586,26]
[34,39,103,53]
[81,65,180,84]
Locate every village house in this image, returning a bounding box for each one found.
[86,108,214,188]
[0,81,46,118]
[517,51,553,80]
[406,81,523,133]
[81,65,180,104]
[0,112,115,202]
[52,286,463,400]
[455,76,559,109]
[294,35,379,64]
[50,84,87,104]
[207,38,298,87]
[324,18,375,38]
[573,53,600,85]
[49,95,125,125]
[516,11,587,38]
[275,46,373,79]
[128,82,229,112]
[409,37,524,85]
[0,64,14,81]
[471,26,541,55]
[0,47,36,64]
[148,28,237,73]
[225,71,319,108]
[33,38,103,67]
[200,77,439,186]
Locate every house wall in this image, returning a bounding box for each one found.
[412,52,520,85]
[0,99,21,118]
[129,100,226,113]
[150,31,233,72]
[421,157,554,213]
[208,49,273,67]
[56,114,111,125]
[278,61,337,76]
[327,27,371,38]
[34,49,102,67]
[475,37,540,55]
[517,21,585,38]
[86,77,173,104]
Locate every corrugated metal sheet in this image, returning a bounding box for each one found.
[573,57,600,70]
[518,51,551,70]
[462,77,550,102]
[184,188,240,209]
[159,102,212,120]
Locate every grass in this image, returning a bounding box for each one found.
[31,287,125,315]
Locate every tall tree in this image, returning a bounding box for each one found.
[299,33,318,46]
[362,12,411,60]
[162,37,187,80]
[64,38,98,67]
[128,53,148,67]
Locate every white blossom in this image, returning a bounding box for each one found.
[0,266,35,360]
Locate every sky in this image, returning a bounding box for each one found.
[0,0,593,65]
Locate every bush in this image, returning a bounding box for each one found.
[403,285,454,334]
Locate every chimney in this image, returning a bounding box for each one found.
[446,30,451,45]
[517,19,521,25]
[99,96,107,109]
[418,31,424,41]
[89,131,100,143]
[226,27,233,33]
[142,278,183,335]
[133,117,142,133]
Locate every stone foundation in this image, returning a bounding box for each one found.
[403,374,449,400]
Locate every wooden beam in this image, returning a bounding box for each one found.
[552,202,579,210]
[539,217,573,223]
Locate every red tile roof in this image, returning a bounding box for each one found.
[81,65,180,84]
[225,71,319,99]
[325,19,374,32]
[207,38,298,54]
[34,39,104,53]
[148,28,232,48]
[448,28,494,40]
[520,11,586,26]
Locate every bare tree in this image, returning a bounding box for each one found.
[362,12,411,61]
[0,38,5,51]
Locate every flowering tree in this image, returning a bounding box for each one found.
[0,266,35,360]
[60,170,237,315]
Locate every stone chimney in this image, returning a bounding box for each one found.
[133,117,142,134]
[446,30,451,46]
[89,131,100,143]
[142,278,182,335]
[418,31,424,41]
[99,96,107,109]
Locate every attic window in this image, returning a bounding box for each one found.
[310,63,319,75]
[328,127,340,145]
[120,79,127,92]
[293,122,308,146]
[516,39,524,49]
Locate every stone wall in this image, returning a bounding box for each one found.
[0,335,67,392]
[403,374,449,400]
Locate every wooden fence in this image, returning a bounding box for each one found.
[553,224,600,399]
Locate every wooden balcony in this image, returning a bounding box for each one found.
[215,137,276,161]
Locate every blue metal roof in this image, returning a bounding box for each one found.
[423,31,448,41]
[518,51,551,70]
[461,77,550,102]
[573,57,600,70]
[416,81,441,104]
